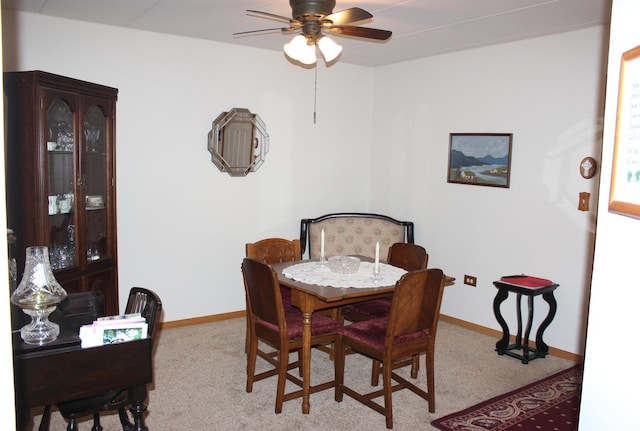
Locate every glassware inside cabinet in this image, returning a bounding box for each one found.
[49,224,77,270]
[48,99,74,152]
[84,106,104,153]
[84,105,108,263]
[47,98,78,270]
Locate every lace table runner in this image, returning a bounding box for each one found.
[282,261,407,288]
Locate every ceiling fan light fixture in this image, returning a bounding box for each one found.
[284,35,317,64]
[243,4,391,68]
[317,35,342,62]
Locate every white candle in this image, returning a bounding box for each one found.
[375,241,380,269]
[321,228,325,257]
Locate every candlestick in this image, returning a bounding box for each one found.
[373,241,381,281]
[320,228,326,263]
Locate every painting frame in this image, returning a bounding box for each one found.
[609,44,640,219]
[447,133,513,188]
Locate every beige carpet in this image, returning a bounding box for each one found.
[30,318,575,430]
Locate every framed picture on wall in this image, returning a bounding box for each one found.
[609,44,640,219]
[447,133,513,188]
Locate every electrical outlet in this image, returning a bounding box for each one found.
[464,275,477,286]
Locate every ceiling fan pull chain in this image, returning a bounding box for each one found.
[313,64,318,124]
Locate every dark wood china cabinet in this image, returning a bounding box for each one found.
[4,71,119,315]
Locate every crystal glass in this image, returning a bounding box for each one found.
[11,246,68,344]
[84,126,100,152]
[328,256,361,274]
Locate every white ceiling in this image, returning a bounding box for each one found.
[2,0,612,67]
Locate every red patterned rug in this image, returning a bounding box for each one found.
[431,365,582,431]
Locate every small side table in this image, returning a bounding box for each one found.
[493,279,559,364]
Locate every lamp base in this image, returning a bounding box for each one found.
[19,306,60,345]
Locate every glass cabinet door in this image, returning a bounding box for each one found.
[82,104,110,264]
[46,97,78,270]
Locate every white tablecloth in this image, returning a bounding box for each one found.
[282,261,407,288]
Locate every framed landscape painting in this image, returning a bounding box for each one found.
[447,133,513,188]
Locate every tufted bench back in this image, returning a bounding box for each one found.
[300,213,414,261]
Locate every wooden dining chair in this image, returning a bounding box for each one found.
[246,238,301,307]
[242,257,341,413]
[334,268,446,429]
[340,243,429,378]
[245,238,301,353]
[39,287,163,431]
[342,243,428,323]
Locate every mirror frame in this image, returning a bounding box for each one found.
[207,108,269,177]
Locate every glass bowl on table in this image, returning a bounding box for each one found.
[327,256,361,274]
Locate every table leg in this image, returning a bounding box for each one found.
[301,310,312,414]
[128,386,149,431]
[521,295,536,363]
[535,291,558,356]
[493,287,510,353]
[37,405,51,431]
[515,293,523,349]
[14,393,29,431]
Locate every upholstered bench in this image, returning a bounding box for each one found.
[300,212,414,260]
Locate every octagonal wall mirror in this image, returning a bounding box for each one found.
[207,108,269,177]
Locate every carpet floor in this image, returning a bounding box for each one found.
[431,364,582,431]
[29,318,576,430]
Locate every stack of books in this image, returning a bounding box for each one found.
[79,313,148,348]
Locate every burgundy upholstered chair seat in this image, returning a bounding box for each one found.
[337,317,427,351]
[280,286,293,309]
[342,298,391,321]
[257,311,341,340]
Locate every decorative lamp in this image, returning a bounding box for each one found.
[11,246,67,344]
[317,36,342,62]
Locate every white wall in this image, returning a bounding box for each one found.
[2,11,374,322]
[580,0,639,428]
[371,27,606,355]
[1,12,607,356]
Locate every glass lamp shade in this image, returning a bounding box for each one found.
[11,246,68,344]
[318,36,342,62]
[284,35,317,65]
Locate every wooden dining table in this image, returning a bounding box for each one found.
[271,259,454,414]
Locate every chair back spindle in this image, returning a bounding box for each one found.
[126,287,162,337]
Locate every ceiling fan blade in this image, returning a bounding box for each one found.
[246,9,298,25]
[328,26,392,41]
[324,7,373,25]
[233,27,297,36]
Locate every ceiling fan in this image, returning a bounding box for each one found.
[234,0,392,65]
